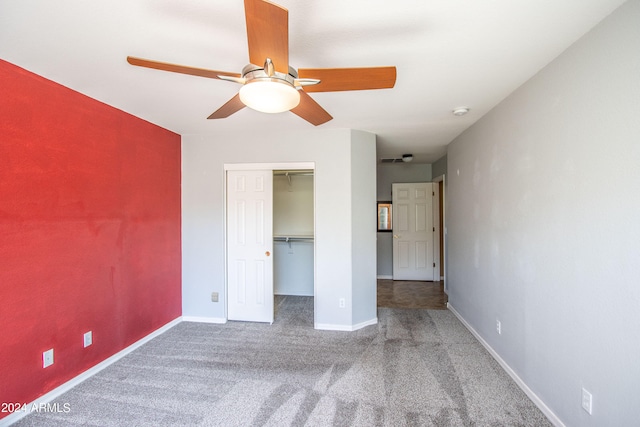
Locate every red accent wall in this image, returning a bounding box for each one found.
[0,59,182,413]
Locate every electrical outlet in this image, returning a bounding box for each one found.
[211,292,219,302]
[83,331,93,348]
[43,349,54,368]
[582,388,593,415]
[496,320,502,335]
[339,298,346,308]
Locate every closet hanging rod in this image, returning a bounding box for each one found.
[273,236,314,242]
[273,170,314,176]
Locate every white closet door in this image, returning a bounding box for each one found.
[392,182,434,280]
[227,170,274,323]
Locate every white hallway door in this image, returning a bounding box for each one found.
[392,182,438,281]
[227,170,274,323]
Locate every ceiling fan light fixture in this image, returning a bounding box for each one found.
[402,154,413,162]
[239,80,300,113]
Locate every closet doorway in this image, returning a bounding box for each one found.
[225,163,315,324]
[273,170,314,297]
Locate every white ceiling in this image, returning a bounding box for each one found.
[0,0,626,163]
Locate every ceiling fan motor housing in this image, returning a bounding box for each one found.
[241,61,298,87]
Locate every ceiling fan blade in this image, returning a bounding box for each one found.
[244,0,289,73]
[207,94,246,119]
[290,91,332,126]
[297,67,397,93]
[127,56,241,80]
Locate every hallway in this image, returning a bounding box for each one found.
[377,279,448,309]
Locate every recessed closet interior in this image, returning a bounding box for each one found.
[273,170,314,298]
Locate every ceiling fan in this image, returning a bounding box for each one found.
[127,0,396,126]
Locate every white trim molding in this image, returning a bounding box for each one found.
[224,162,315,171]
[182,316,227,324]
[352,317,378,330]
[447,303,565,427]
[377,275,393,280]
[315,317,377,332]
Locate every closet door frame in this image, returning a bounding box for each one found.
[223,162,315,323]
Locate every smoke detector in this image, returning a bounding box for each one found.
[452,107,470,116]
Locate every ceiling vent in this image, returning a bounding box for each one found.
[381,157,402,163]
[381,153,413,163]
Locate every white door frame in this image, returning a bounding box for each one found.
[432,182,441,281]
[433,174,446,292]
[224,162,315,322]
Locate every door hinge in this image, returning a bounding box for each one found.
[433,227,435,232]
[433,262,436,267]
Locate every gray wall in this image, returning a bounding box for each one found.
[432,154,447,179]
[182,128,378,330]
[351,130,378,325]
[376,233,394,278]
[376,163,432,200]
[274,174,314,237]
[376,163,432,277]
[274,241,314,296]
[446,1,640,425]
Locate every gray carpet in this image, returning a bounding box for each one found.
[14,296,550,426]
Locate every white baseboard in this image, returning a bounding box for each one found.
[0,317,181,427]
[314,323,352,331]
[377,275,393,280]
[352,317,378,330]
[446,303,565,427]
[274,292,314,297]
[315,317,377,331]
[315,323,350,331]
[182,316,227,324]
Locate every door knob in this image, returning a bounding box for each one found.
[265,251,271,257]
